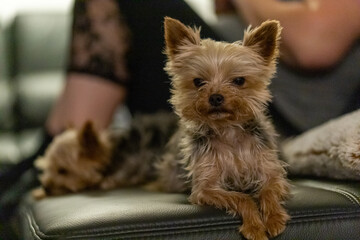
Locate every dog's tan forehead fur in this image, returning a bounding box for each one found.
[173,40,274,87]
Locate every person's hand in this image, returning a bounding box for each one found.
[214,0,236,14]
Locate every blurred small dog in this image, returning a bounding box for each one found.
[33,17,290,240]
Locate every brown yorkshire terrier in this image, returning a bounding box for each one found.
[33,17,290,240]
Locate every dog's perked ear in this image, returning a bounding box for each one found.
[78,121,101,157]
[243,20,282,64]
[164,17,201,58]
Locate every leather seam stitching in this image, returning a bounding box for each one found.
[297,184,360,207]
[333,187,360,206]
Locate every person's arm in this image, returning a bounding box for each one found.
[231,0,360,69]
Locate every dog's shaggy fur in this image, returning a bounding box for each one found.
[33,18,290,240]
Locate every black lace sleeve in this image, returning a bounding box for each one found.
[67,0,130,85]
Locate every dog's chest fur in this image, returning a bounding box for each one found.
[183,122,270,193]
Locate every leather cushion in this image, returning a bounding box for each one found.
[12,13,70,75]
[0,129,43,164]
[16,71,64,129]
[0,80,14,130]
[19,179,360,240]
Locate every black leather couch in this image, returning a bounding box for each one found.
[1,6,360,240]
[19,179,360,239]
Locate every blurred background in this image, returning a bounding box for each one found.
[0,0,72,166]
[1,1,73,237]
[0,0,243,167]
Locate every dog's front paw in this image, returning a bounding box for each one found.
[32,187,47,200]
[240,222,268,240]
[264,208,290,237]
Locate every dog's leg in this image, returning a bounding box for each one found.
[99,175,126,190]
[190,183,268,240]
[257,177,290,238]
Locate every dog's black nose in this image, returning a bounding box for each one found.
[209,94,224,107]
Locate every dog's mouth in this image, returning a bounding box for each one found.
[207,108,232,119]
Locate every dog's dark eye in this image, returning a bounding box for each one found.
[233,77,245,86]
[193,78,205,88]
[58,168,68,175]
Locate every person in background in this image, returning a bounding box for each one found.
[216,0,360,135]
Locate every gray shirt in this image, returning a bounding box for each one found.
[272,43,360,131]
[212,15,360,132]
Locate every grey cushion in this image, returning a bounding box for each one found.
[0,133,21,164]
[0,129,42,164]
[0,80,14,130]
[0,20,8,79]
[16,71,64,128]
[12,13,70,75]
